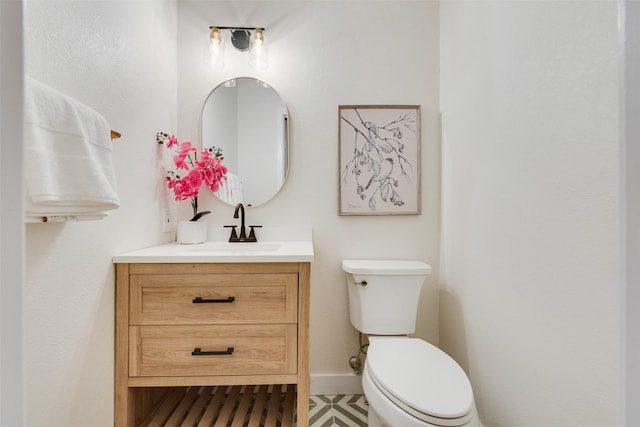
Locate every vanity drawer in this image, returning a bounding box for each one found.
[130,274,298,325]
[129,324,297,377]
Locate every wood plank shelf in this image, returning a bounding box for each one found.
[141,384,297,427]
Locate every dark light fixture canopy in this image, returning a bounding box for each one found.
[230,29,251,51]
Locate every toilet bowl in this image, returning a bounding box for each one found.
[363,336,478,427]
[342,260,480,427]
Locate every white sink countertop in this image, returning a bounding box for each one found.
[113,226,314,263]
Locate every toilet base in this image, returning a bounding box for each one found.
[367,405,386,427]
[363,363,480,427]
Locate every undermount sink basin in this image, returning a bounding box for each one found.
[112,227,314,263]
[179,242,282,253]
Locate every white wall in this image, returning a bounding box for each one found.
[623,0,640,424]
[440,2,621,426]
[177,0,441,382]
[18,1,630,426]
[18,1,439,423]
[1,1,24,425]
[23,1,177,425]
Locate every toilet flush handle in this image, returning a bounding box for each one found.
[356,280,367,287]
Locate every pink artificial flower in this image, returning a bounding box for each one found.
[196,150,228,192]
[173,141,197,170]
[167,134,179,149]
[160,132,227,220]
[167,178,187,201]
[179,141,196,154]
[185,168,203,191]
[173,153,189,170]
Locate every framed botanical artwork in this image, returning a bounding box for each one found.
[339,105,421,215]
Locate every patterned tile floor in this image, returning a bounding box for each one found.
[309,395,368,426]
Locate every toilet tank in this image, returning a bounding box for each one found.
[342,260,432,335]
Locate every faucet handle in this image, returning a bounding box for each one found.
[224,225,238,242]
[248,225,262,242]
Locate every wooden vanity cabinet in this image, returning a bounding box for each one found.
[115,262,310,427]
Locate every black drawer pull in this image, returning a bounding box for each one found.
[192,296,235,304]
[191,347,234,356]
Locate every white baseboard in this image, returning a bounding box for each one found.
[310,373,364,395]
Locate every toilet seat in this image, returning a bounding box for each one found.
[366,337,474,427]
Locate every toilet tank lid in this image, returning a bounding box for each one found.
[342,260,432,275]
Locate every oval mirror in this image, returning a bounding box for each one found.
[202,77,289,207]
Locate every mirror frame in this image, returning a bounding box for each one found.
[201,77,290,207]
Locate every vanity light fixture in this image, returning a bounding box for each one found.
[208,26,268,70]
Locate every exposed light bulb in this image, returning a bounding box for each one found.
[207,27,225,69]
[253,28,264,46]
[249,28,268,70]
[210,27,222,45]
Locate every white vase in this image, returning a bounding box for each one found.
[177,220,207,244]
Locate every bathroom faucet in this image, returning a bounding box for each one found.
[225,203,261,242]
[235,203,246,238]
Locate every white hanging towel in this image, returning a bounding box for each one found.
[215,172,244,205]
[24,77,120,222]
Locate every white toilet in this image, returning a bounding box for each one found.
[342,260,480,427]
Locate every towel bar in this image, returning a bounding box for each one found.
[24,216,70,223]
[25,214,107,223]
